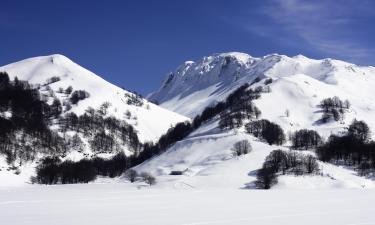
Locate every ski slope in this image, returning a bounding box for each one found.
[1,183,375,225]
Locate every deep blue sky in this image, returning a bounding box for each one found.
[1,0,374,95]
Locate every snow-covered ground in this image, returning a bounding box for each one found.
[1,183,375,225]
[135,121,375,189]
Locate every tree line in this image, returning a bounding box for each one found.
[34,152,129,184]
[34,152,156,185]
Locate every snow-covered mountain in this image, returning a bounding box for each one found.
[137,52,375,189]
[2,52,375,189]
[148,52,375,120]
[1,54,188,142]
[0,54,188,186]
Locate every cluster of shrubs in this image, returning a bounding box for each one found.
[124,169,156,186]
[317,120,375,176]
[70,90,90,104]
[256,150,320,189]
[319,96,350,122]
[231,140,252,156]
[125,92,144,106]
[44,76,61,86]
[264,78,273,85]
[291,129,322,150]
[245,119,285,145]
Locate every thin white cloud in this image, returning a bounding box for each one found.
[241,0,375,64]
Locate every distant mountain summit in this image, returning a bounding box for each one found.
[148,52,375,118]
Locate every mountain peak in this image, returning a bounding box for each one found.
[0,54,188,142]
[148,51,375,118]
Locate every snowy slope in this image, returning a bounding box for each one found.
[138,52,375,189]
[0,54,189,186]
[0,54,188,142]
[149,52,375,120]
[135,118,375,189]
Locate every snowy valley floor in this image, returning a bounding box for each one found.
[1,183,375,225]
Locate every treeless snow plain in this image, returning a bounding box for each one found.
[1,183,375,225]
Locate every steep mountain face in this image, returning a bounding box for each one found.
[1,54,188,142]
[148,52,375,119]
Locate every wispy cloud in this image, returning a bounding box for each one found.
[237,0,375,64]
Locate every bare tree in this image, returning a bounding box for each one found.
[255,167,277,189]
[140,172,156,186]
[285,109,290,117]
[124,169,138,183]
[304,155,319,174]
[231,140,252,156]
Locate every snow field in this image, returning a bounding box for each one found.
[1,183,375,225]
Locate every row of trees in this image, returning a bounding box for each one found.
[34,153,156,185]
[256,150,320,189]
[34,157,96,184]
[35,152,129,184]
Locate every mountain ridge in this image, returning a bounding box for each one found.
[148,52,375,118]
